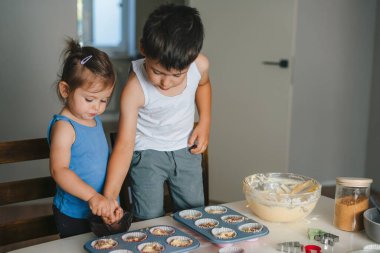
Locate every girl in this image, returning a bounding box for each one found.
[48,38,121,238]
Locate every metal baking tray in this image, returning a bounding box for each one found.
[83,225,200,253]
[173,205,269,246]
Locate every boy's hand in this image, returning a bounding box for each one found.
[188,124,210,154]
[88,193,118,218]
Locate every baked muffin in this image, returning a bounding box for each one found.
[122,232,147,242]
[212,227,237,240]
[195,218,219,229]
[167,236,193,247]
[238,223,263,233]
[91,238,118,250]
[149,226,175,236]
[221,215,245,223]
[205,206,227,214]
[137,242,164,253]
[179,209,202,220]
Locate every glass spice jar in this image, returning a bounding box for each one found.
[333,177,372,231]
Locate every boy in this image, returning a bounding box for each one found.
[103,3,211,221]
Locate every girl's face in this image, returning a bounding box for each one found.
[60,78,114,124]
[144,58,188,91]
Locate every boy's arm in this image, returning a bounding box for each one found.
[49,121,113,217]
[189,53,212,154]
[103,73,144,202]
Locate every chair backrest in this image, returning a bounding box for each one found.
[0,138,58,247]
[109,127,209,214]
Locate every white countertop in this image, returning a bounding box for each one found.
[9,196,377,253]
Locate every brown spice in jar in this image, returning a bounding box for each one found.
[334,195,369,231]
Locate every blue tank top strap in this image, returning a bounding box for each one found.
[47,115,103,145]
[47,114,73,145]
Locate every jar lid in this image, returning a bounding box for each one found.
[336,177,373,187]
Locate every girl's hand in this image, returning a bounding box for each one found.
[188,123,210,154]
[102,206,124,225]
[114,206,124,221]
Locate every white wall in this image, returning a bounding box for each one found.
[289,0,377,186]
[190,0,296,202]
[0,0,77,181]
[0,0,77,140]
[367,2,380,192]
[190,0,377,202]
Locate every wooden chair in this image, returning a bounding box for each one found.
[109,128,209,214]
[0,138,58,248]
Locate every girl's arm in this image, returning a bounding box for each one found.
[49,121,112,216]
[189,53,212,154]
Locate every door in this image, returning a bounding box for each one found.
[190,0,295,201]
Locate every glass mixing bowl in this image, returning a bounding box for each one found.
[243,173,321,222]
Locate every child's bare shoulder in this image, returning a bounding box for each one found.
[51,119,72,132]
[196,53,209,66]
[195,53,210,84]
[121,71,144,107]
[50,120,75,145]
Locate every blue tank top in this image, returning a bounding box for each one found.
[47,115,110,219]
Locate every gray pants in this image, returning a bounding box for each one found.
[129,148,204,219]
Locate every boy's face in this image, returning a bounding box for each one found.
[144,58,189,91]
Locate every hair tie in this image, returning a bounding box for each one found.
[80,55,92,64]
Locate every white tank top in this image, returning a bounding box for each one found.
[132,58,201,151]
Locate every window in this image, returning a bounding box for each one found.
[77,0,137,58]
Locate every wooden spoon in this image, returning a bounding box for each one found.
[290,179,314,194]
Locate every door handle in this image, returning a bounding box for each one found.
[262,59,288,68]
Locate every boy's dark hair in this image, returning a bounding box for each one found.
[56,38,116,103]
[141,4,204,70]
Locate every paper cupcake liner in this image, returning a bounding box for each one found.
[219,246,245,253]
[91,238,118,250]
[122,231,148,242]
[363,244,380,250]
[179,209,203,220]
[216,243,234,248]
[137,242,165,253]
[166,236,193,247]
[149,226,175,236]
[205,205,228,214]
[238,223,263,233]
[221,215,245,223]
[195,218,219,229]
[212,227,237,240]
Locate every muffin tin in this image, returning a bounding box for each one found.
[173,205,269,245]
[83,225,200,253]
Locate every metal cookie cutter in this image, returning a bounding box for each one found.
[308,228,325,240]
[276,241,304,252]
[314,232,339,246]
